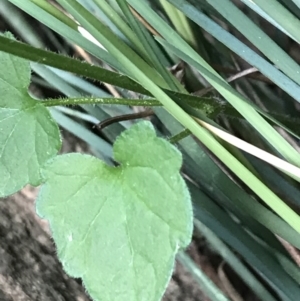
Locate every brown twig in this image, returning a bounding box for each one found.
[193,67,258,97]
[211,65,272,83]
[95,109,154,131]
[218,262,245,301]
[276,236,300,267]
[129,6,161,37]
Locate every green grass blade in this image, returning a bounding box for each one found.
[127,0,300,168]
[115,0,181,90]
[30,0,78,29]
[206,0,300,86]
[92,0,148,58]
[240,0,297,40]
[190,183,300,301]
[291,0,300,9]
[251,0,300,43]
[0,0,45,48]
[166,0,300,105]
[177,252,231,301]
[155,109,300,248]
[56,0,169,88]
[7,0,125,71]
[0,35,147,94]
[247,155,300,208]
[194,220,278,301]
[93,0,170,66]
[158,38,300,170]
[159,0,197,48]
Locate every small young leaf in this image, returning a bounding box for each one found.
[0,32,61,197]
[36,121,193,301]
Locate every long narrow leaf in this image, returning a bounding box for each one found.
[56,0,169,88]
[177,252,230,301]
[251,0,300,43]
[50,0,300,234]
[127,0,300,167]
[190,183,300,301]
[166,0,300,106]
[7,0,126,71]
[194,220,278,301]
[206,0,300,86]
[154,108,300,249]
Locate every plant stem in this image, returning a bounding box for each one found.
[96,109,154,130]
[42,97,300,137]
[42,96,223,112]
[169,129,191,144]
[42,97,160,107]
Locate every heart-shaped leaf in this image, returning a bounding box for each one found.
[36,121,193,301]
[0,32,61,197]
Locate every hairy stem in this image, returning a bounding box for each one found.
[42,97,160,107]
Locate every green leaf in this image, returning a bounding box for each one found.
[250,0,300,44]
[206,0,300,86]
[7,0,125,72]
[0,35,147,94]
[36,121,193,301]
[0,32,61,197]
[56,0,168,88]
